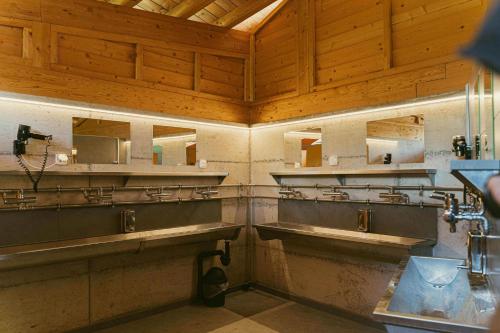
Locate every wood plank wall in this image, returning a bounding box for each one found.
[255,0,298,100]
[251,0,490,123]
[0,0,491,124]
[0,0,250,123]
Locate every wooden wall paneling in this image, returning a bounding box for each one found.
[0,62,249,123]
[40,0,250,56]
[22,28,33,60]
[31,22,51,69]
[255,0,298,100]
[194,52,201,91]
[245,34,256,102]
[252,64,446,122]
[0,18,35,66]
[416,59,473,97]
[314,0,385,85]
[56,32,137,79]
[199,53,245,99]
[297,0,315,94]
[391,0,485,67]
[250,0,290,34]
[0,0,41,21]
[0,0,253,124]
[135,44,143,80]
[142,46,195,90]
[383,0,392,70]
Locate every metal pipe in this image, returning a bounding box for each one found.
[0,196,245,212]
[0,193,444,211]
[0,184,464,194]
[249,196,442,208]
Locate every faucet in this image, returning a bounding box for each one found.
[323,187,349,201]
[279,186,301,199]
[195,187,219,199]
[83,187,113,203]
[146,187,173,202]
[2,190,36,209]
[430,191,490,234]
[431,190,490,277]
[379,187,410,204]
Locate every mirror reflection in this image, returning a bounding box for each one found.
[153,126,197,166]
[72,118,130,165]
[284,128,322,168]
[366,115,425,165]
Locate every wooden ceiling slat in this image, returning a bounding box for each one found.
[107,0,142,6]
[213,0,278,28]
[103,0,281,32]
[167,0,217,18]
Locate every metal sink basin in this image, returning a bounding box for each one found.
[374,256,496,333]
[0,222,242,271]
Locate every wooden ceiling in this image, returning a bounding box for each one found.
[99,0,284,31]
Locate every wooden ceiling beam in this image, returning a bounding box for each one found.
[214,0,278,28]
[167,0,217,18]
[106,0,142,7]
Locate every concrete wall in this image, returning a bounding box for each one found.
[0,94,250,332]
[250,98,470,318]
[0,93,475,330]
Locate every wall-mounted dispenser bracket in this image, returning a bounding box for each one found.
[450,160,500,197]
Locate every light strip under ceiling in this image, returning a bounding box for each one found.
[0,94,248,130]
[0,93,471,131]
[251,94,467,130]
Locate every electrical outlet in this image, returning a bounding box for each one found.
[328,155,338,166]
[55,153,69,165]
[199,159,208,169]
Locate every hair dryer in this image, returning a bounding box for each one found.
[13,125,52,155]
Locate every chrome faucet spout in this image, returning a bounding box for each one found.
[432,191,490,235]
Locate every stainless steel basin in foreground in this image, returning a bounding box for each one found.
[0,222,242,271]
[374,256,496,333]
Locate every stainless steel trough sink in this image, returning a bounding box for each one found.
[0,222,242,271]
[374,256,496,333]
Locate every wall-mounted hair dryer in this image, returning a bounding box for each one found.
[13,125,52,155]
[12,125,53,192]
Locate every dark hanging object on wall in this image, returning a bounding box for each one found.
[452,135,472,159]
[13,125,53,192]
[461,2,500,73]
[197,241,231,307]
[383,153,392,165]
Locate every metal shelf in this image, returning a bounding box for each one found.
[0,170,229,185]
[270,169,437,185]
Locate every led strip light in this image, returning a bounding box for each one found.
[0,93,472,131]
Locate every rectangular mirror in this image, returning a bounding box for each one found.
[72,117,131,164]
[284,128,322,168]
[366,115,425,164]
[153,126,197,166]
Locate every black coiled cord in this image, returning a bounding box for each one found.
[16,139,51,192]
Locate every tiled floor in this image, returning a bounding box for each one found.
[97,290,386,333]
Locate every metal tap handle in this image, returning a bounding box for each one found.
[430,191,455,201]
[430,194,446,201]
